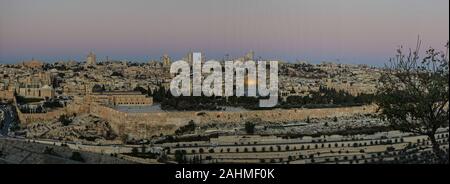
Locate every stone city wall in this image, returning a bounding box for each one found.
[16,97,377,139]
[17,103,89,125]
[88,103,199,138]
[88,103,377,139]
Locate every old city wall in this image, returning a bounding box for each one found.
[88,103,377,139]
[15,96,377,139]
[88,103,201,138]
[17,103,89,125]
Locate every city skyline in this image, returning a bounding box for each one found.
[0,0,449,65]
[1,0,449,166]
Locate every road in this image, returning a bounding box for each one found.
[0,104,18,136]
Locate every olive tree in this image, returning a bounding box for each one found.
[377,39,449,162]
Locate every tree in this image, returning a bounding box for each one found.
[376,39,449,163]
[91,84,104,93]
[133,86,148,94]
[244,121,256,134]
[306,116,311,124]
[288,155,293,161]
[70,152,85,162]
[333,116,338,122]
[174,150,186,164]
[120,134,129,144]
[175,120,196,135]
[43,147,55,155]
[59,114,72,126]
[131,147,139,154]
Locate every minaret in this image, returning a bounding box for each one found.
[245,50,255,61]
[162,54,171,67]
[86,51,96,66]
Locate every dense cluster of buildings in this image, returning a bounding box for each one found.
[278,62,380,97]
[0,51,382,105]
[1,51,448,165]
[86,91,153,106]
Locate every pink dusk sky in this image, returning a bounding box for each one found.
[0,0,448,65]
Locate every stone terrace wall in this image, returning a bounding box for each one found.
[198,106,376,124]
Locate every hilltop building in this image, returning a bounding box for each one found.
[86,51,96,66]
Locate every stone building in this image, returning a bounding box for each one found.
[162,54,171,68]
[86,51,96,66]
[16,72,55,99]
[17,85,55,99]
[62,83,91,96]
[22,58,44,69]
[0,83,15,101]
[237,51,255,61]
[87,91,153,106]
[183,52,205,65]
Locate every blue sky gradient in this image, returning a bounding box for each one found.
[0,0,448,65]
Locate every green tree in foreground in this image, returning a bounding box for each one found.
[376,39,449,163]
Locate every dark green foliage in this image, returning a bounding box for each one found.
[131,147,139,154]
[70,152,85,162]
[43,101,64,108]
[91,84,105,93]
[174,150,187,164]
[151,77,375,110]
[245,121,256,134]
[111,71,124,77]
[175,120,196,135]
[306,116,311,124]
[43,147,54,154]
[133,86,148,94]
[58,114,73,126]
[15,96,42,104]
[282,86,375,108]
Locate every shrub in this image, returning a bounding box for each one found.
[131,147,139,154]
[59,114,72,126]
[245,121,256,134]
[70,152,85,162]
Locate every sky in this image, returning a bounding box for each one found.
[0,0,448,65]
